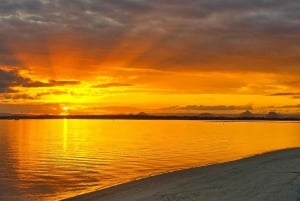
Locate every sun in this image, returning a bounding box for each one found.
[63,106,69,112]
[60,106,70,115]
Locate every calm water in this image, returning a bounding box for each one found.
[0,120,299,200]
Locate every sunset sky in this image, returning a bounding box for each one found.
[0,0,299,115]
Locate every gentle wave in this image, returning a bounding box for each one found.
[0,120,299,200]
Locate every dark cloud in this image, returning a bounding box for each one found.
[0,69,80,93]
[270,92,300,96]
[106,0,154,13]
[0,69,27,92]
[0,102,61,114]
[0,37,23,66]
[279,104,300,109]
[34,90,69,98]
[93,82,132,88]
[165,105,253,111]
[1,90,71,101]
[22,80,80,87]
[0,0,299,73]
[269,92,300,100]
[3,93,36,100]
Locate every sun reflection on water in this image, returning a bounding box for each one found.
[0,120,299,200]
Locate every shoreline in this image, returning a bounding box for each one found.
[63,148,300,201]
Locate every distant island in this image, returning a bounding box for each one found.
[0,112,299,121]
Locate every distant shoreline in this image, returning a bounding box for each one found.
[0,114,299,121]
[63,148,300,201]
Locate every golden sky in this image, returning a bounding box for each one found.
[0,0,299,115]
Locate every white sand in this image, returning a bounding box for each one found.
[64,148,300,201]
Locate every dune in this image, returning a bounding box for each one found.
[64,148,300,201]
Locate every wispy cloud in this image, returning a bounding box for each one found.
[93,82,132,88]
[22,80,81,88]
[164,105,253,111]
[279,104,300,109]
[3,93,36,100]
[269,92,300,96]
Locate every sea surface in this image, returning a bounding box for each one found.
[0,120,299,200]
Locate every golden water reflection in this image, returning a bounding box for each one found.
[0,120,299,200]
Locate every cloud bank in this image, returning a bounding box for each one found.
[0,0,299,73]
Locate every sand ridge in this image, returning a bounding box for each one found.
[64,148,300,201]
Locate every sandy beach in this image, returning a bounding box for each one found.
[64,148,300,201]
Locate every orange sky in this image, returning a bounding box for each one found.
[0,0,299,115]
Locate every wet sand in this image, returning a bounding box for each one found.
[64,148,300,201]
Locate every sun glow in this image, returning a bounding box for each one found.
[60,106,70,115]
[63,106,69,112]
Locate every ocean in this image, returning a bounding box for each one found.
[0,120,299,200]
